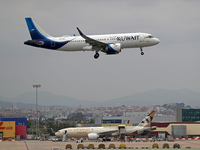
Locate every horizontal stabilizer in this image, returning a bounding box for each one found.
[151,126,157,130]
[28,40,44,45]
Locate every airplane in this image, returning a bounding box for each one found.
[55,111,156,140]
[24,18,160,59]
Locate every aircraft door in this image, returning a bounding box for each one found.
[51,41,56,47]
[65,130,67,135]
[140,34,144,42]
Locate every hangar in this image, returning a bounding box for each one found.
[0,121,15,139]
[0,118,27,140]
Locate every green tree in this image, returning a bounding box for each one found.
[67,112,86,122]
[89,119,94,124]
[27,120,31,128]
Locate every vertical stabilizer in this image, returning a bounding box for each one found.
[25,17,51,40]
[138,110,155,127]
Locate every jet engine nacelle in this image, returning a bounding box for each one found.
[151,126,157,130]
[88,133,99,140]
[106,43,121,54]
[132,130,144,135]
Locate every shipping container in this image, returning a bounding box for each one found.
[0,121,15,138]
[0,118,27,126]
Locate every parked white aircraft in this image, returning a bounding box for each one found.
[24,18,159,59]
[55,111,156,140]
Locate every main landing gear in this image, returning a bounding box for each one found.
[140,47,144,55]
[94,52,99,59]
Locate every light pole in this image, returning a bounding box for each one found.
[33,84,41,139]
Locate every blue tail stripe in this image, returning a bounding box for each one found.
[25,18,46,40]
[25,18,70,49]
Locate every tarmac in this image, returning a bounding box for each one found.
[1,140,200,150]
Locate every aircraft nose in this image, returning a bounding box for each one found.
[55,132,59,136]
[155,38,160,44]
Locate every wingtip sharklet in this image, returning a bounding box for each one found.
[76,27,83,36]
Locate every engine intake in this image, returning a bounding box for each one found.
[88,133,99,140]
[106,43,121,54]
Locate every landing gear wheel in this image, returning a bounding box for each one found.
[94,53,99,59]
[140,47,144,56]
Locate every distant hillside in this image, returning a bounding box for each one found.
[0,96,13,108]
[0,89,200,108]
[12,91,91,107]
[0,91,93,108]
[104,89,200,107]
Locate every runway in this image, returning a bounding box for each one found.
[1,140,200,150]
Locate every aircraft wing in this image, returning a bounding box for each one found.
[96,129,118,136]
[76,27,108,50]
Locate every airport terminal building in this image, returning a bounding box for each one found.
[151,122,200,138]
[176,108,200,122]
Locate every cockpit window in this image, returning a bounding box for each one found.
[148,35,153,38]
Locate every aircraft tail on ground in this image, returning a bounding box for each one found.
[131,110,156,135]
[138,110,155,127]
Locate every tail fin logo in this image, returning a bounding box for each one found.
[25,17,70,50]
[138,110,155,127]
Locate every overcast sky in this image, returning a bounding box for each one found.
[0,1,199,102]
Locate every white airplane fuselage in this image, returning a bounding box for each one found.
[55,126,144,138]
[24,18,160,59]
[55,111,156,139]
[48,33,159,52]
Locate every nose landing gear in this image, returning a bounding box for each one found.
[140,47,144,55]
